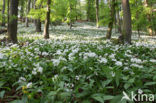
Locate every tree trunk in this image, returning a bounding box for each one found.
[2,0,6,26]
[7,0,10,30]
[137,27,140,38]
[8,0,19,43]
[20,0,24,22]
[25,0,31,27]
[116,8,122,33]
[43,0,51,39]
[34,0,41,32]
[95,0,99,28]
[106,0,116,39]
[121,0,132,44]
[35,19,41,32]
[144,0,153,36]
[86,0,90,21]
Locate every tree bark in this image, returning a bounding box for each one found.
[116,8,122,33]
[86,0,90,21]
[34,0,42,32]
[144,0,153,36]
[7,0,19,43]
[20,0,24,22]
[106,0,116,39]
[35,19,41,32]
[43,0,51,39]
[2,0,6,26]
[95,0,99,28]
[121,0,132,44]
[25,0,31,27]
[7,0,10,30]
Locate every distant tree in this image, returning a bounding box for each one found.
[144,0,154,36]
[43,0,51,39]
[1,0,6,26]
[34,0,41,32]
[116,0,122,33]
[106,0,116,39]
[19,0,25,22]
[26,0,31,27]
[66,0,77,29]
[95,0,99,28]
[121,0,132,44]
[86,0,96,21]
[7,0,19,43]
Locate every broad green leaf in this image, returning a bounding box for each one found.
[0,91,5,99]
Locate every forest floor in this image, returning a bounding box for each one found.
[1,22,156,44]
[0,22,156,103]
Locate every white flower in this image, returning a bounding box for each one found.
[27,82,32,88]
[38,67,43,73]
[109,54,115,59]
[112,59,117,62]
[115,61,123,66]
[68,53,75,61]
[149,59,156,63]
[52,75,59,81]
[83,52,97,59]
[18,77,26,83]
[42,52,48,56]
[131,64,143,68]
[99,57,107,63]
[34,48,39,51]
[131,58,142,64]
[75,75,80,80]
[111,72,115,77]
[123,67,129,71]
[87,52,97,58]
[56,50,62,55]
[32,70,37,75]
[72,48,79,54]
[52,59,60,66]
[0,53,4,59]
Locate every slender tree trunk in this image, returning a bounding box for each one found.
[8,0,19,43]
[86,0,90,21]
[43,0,51,39]
[137,27,140,38]
[25,0,31,27]
[34,0,41,32]
[79,0,82,20]
[20,0,24,22]
[7,0,10,30]
[35,19,41,32]
[121,0,132,44]
[144,0,153,36]
[116,9,121,33]
[2,0,6,26]
[95,0,99,28]
[106,0,116,39]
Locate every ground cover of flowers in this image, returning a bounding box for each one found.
[0,22,156,103]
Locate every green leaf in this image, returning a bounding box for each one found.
[92,96,104,103]
[124,83,131,89]
[91,93,104,103]
[48,91,57,96]
[103,95,114,101]
[144,82,156,86]
[82,100,91,103]
[10,100,22,103]
[0,81,5,88]
[0,91,5,99]
[59,92,71,99]
[128,78,135,83]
